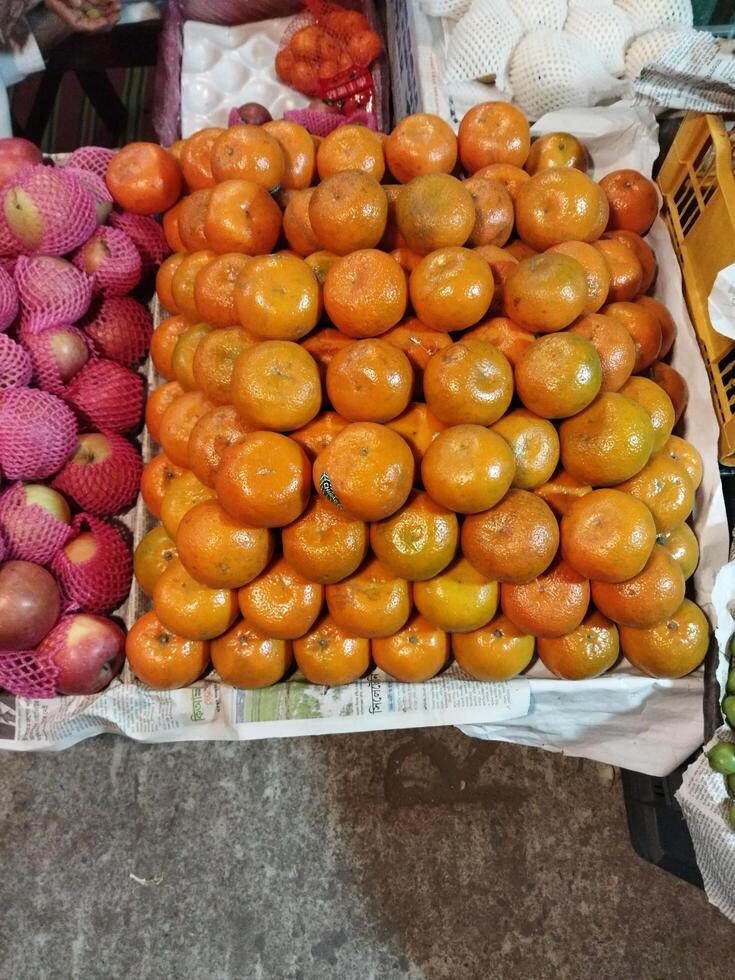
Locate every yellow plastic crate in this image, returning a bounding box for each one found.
[657,113,735,465]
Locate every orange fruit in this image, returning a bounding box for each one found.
[211,619,292,689]
[194,253,253,328]
[238,557,323,640]
[501,560,590,638]
[159,390,213,468]
[379,183,404,250]
[107,142,183,215]
[263,119,315,189]
[525,132,589,174]
[188,404,251,489]
[472,245,518,315]
[604,229,658,294]
[593,239,642,303]
[657,522,699,581]
[231,340,321,432]
[591,545,685,628]
[386,402,447,466]
[473,163,530,200]
[458,101,531,172]
[372,614,448,682]
[599,169,659,235]
[300,327,352,386]
[515,333,602,419]
[559,392,654,486]
[293,615,370,686]
[414,555,498,632]
[381,317,453,393]
[659,435,702,490]
[617,455,694,533]
[505,239,537,261]
[316,124,385,180]
[325,556,412,638]
[191,327,254,406]
[537,611,619,680]
[170,251,216,322]
[210,124,285,189]
[126,610,209,689]
[464,176,514,248]
[385,113,457,184]
[560,488,656,583]
[410,247,494,332]
[281,496,368,585]
[461,488,559,583]
[204,179,282,255]
[619,599,709,677]
[156,253,185,314]
[421,424,515,514]
[370,490,458,581]
[134,525,178,597]
[491,408,560,490]
[463,316,534,367]
[452,613,535,680]
[154,557,238,641]
[171,321,212,391]
[180,126,223,190]
[503,253,588,332]
[146,380,184,445]
[304,249,339,285]
[423,340,513,426]
[235,253,321,341]
[162,202,185,252]
[534,468,592,517]
[140,452,185,519]
[282,187,322,256]
[313,422,414,521]
[176,498,273,589]
[601,300,662,372]
[619,376,675,453]
[177,188,213,251]
[547,240,610,315]
[568,313,636,392]
[515,168,608,251]
[309,170,387,255]
[150,314,190,380]
[290,411,348,461]
[636,295,676,357]
[323,249,407,338]
[326,338,413,423]
[217,432,311,528]
[160,469,215,538]
[649,361,687,424]
[396,174,475,254]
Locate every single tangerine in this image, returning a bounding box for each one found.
[501,559,590,638]
[263,119,316,190]
[187,404,252,489]
[160,470,215,538]
[180,126,223,190]
[316,124,385,181]
[591,545,685,628]
[170,250,216,322]
[384,113,457,184]
[525,133,589,175]
[210,124,285,189]
[231,340,321,432]
[422,340,513,426]
[458,101,531,172]
[171,322,212,391]
[282,188,321,256]
[107,142,183,214]
[514,168,608,251]
[370,490,458,582]
[323,249,407,338]
[537,612,619,680]
[192,327,254,405]
[158,390,213,468]
[659,435,702,490]
[156,253,185,314]
[309,170,387,255]
[547,240,611,315]
[619,376,675,453]
[140,452,185,519]
[372,614,449,683]
[325,556,412,638]
[491,408,560,490]
[594,240,643,303]
[617,455,694,533]
[154,557,238,641]
[604,230,658,294]
[150,315,191,380]
[636,295,676,357]
[464,176,514,248]
[178,188,213,251]
[396,174,475,254]
[235,253,321,341]
[410,247,494,332]
[145,380,184,445]
[452,613,535,680]
[568,313,636,393]
[414,556,499,633]
[619,599,709,678]
[504,252,588,333]
[421,424,515,514]
[134,525,178,597]
[648,361,688,424]
[463,316,535,368]
[293,615,371,686]
[238,557,323,640]
[203,178,281,255]
[599,169,659,235]
[326,338,413,423]
[515,333,602,419]
[211,619,293,689]
[193,253,253,328]
[472,163,530,200]
[282,496,368,585]
[126,610,210,689]
[657,522,699,581]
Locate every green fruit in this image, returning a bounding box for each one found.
[723,695,735,728]
[727,773,735,799]
[707,742,735,774]
[727,667,735,695]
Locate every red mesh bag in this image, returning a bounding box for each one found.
[64,358,144,433]
[0,387,77,480]
[81,295,153,367]
[1,165,97,256]
[0,265,18,332]
[63,167,113,224]
[52,432,142,517]
[0,334,32,389]
[72,226,142,297]
[0,481,73,563]
[14,256,94,325]
[0,649,59,699]
[51,513,133,614]
[108,211,169,272]
[21,324,91,395]
[283,105,377,135]
[64,146,116,180]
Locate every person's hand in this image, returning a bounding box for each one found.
[43,1,122,34]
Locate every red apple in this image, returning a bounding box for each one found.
[0,138,42,189]
[23,484,71,523]
[49,326,90,383]
[41,613,125,695]
[0,560,60,649]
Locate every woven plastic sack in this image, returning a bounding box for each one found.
[508,28,625,118]
[0,334,32,390]
[0,649,59,699]
[81,296,153,367]
[51,513,133,614]
[623,26,701,78]
[64,359,144,434]
[64,146,116,180]
[108,211,170,272]
[72,226,142,298]
[22,325,91,395]
[615,0,692,35]
[52,432,142,517]
[564,2,634,75]
[506,0,568,30]
[0,387,77,480]
[0,481,73,564]
[0,265,18,331]
[14,256,94,326]
[420,0,471,20]
[1,165,97,256]
[443,0,523,88]
[62,166,113,224]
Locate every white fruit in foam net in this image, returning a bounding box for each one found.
[615,0,693,35]
[564,1,634,75]
[1,164,97,255]
[443,0,524,88]
[623,27,706,79]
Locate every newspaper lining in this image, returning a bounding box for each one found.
[634,34,735,114]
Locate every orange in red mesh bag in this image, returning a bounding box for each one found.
[277,1,381,113]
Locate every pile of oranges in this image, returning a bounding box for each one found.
[113,102,710,692]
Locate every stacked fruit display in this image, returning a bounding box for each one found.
[0,138,167,698]
[115,105,710,693]
[707,664,735,830]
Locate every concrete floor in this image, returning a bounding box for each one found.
[0,728,732,979]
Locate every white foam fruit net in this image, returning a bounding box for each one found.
[564,1,634,75]
[444,0,524,88]
[506,0,569,30]
[615,0,693,35]
[420,0,472,19]
[623,26,703,78]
